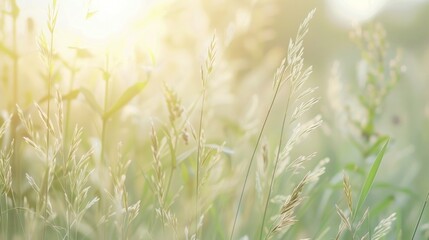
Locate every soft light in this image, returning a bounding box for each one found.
[65,0,143,41]
[326,0,388,26]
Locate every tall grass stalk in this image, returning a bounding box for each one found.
[162,83,182,211]
[259,87,292,239]
[229,52,282,240]
[196,34,216,238]
[97,54,111,240]
[195,82,205,238]
[8,0,23,235]
[64,58,78,144]
[411,192,429,240]
[100,54,111,164]
[163,128,177,204]
[38,0,58,237]
[230,9,315,239]
[260,8,317,237]
[0,116,13,238]
[1,7,23,231]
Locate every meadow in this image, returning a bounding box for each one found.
[1,0,429,239]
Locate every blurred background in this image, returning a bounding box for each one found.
[1,0,429,238]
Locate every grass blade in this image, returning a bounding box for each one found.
[354,138,390,218]
[411,192,429,240]
[104,81,148,119]
[364,135,389,157]
[81,88,103,116]
[0,41,16,59]
[38,89,81,103]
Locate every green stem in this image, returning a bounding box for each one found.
[1,195,7,239]
[100,117,107,163]
[259,88,292,239]
[11,0,19,203]
[100,57,110,164]
[64,65,77,144]
[164,126,178,204]
[411,192,429,240]
[98,57,110,240]
[230,84,282,240]
[42,14,55,239]
[195,87,206,238]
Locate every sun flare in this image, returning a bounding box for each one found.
[326,0,388,25]
[65,0,144,41]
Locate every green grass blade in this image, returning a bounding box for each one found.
[411,192,429,240]
[38,89,81,103]
[104,81,148,119]
[0,41,17,59]
[364,135,389,157]
[354,138,390,217]
[81,88,103,116]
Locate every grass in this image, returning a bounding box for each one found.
[0,0,428,239]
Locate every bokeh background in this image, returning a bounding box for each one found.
[1,0,429,239]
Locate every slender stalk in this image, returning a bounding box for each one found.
[100,116,107,163]
[10,0,19,202]
[1,195,7,239]
[64,67,77,240]
[164,124,178,198]
[6,1,26,235]
[42,17,55,240]
[41,2,58,237]
[230,84,282,240]
[411,192,429,240]
[195,35,216,237]
[10,2,23,236]
[98,55,110,240]
[64,62,77,144]
[100,56,110,164]
[259,88,292,239]
[195,86,206,238]
[62,61,76,240]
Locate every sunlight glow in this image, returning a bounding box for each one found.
[65,0,144,41]
[326,0,388,26]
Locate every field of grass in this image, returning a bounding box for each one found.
[1,0,429,239]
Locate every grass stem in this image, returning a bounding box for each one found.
[259,87,292,239]
[230,84,281,240]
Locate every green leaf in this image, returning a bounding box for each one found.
[86,10,98,19]
[69,47,93,59]
[38,89,81,103]
[81,88,103,116]
[0,41,16,59]
[354,138,390,218]
[103,81,148,119]
[364,135,389,157]
[412,192,429,240]
[62,89,81,101]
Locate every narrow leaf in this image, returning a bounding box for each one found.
[104,81,148,119]
[62,89,81,101]
[354,138,390,217]
[411,192,429,240]
[364,135,389,157]
[81,88,103,116]
[86,10,98,19]
[38,89,81,103]
[0,41,16,59]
